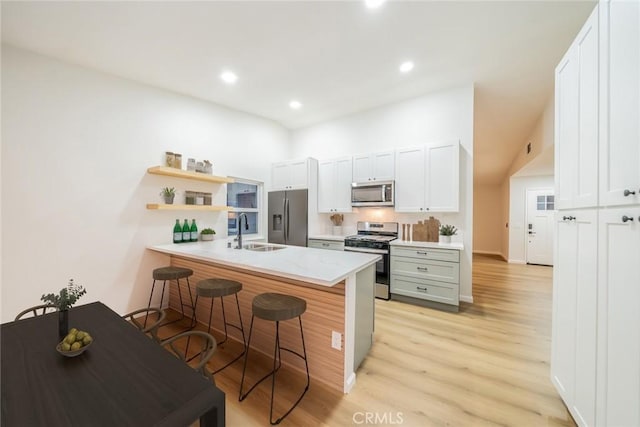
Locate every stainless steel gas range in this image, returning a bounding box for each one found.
[344,221,398,300]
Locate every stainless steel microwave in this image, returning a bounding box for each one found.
[351,181,394,207]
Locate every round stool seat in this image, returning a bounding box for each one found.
[252,293,306,322]
[196,278,242,298]
[153,266,193,281]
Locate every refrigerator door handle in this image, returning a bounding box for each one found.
[285,198,290,242]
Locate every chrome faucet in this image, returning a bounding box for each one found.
[236,213,249,249]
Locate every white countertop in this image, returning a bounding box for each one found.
[390,240,464,251]
[148,240,380,287]
[308,234,347,242]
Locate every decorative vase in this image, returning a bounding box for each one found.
[201,234,214,241]
[58,310,69,339]
[440,235,452,244]
[163,194,175,205]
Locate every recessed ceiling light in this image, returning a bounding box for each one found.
[220,71,238,85]
[399,61,414,73]
[289,100,303,110]
[365,0,386,9]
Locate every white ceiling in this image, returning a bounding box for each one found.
[1,1,595,184]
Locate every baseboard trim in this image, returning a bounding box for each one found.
[508,259,526,264]
[473,250,507,261]
[459,295,474,303]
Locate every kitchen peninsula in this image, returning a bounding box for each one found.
[148,241,379,393]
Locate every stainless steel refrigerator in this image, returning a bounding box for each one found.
[268,189,308,247]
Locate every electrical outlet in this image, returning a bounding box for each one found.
[331,331,342,350]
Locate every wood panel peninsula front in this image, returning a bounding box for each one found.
[148,240,379,393]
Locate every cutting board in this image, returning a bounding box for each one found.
[412,217,440,242]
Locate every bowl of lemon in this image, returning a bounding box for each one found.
[56,328,93,357]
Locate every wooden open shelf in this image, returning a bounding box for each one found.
[147,166,234,184]
[146,204,232,211]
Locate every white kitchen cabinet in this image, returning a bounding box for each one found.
[395,141,460,213]
[597,207,640,427]
[271,158,317,190]
[551,209,598,427]
[599,0,640,207]
[318,157,353,213]
[352,151,395,182]
[554,5,599,210]
[552,3,640,426]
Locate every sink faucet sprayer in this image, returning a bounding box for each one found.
[236,213,249,249]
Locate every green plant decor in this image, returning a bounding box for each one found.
[440,224,458,236]
[41,279,87,311]
[159,187,176,197]
[201,228,216,235]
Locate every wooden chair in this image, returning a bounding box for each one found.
[161,331,217,382]
[15,304,58,321]
[122,307,166,342]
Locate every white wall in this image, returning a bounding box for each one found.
[0,46,290,322]
[290,85,475,302]
[508,175,554,263]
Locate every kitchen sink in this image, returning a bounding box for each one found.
[243,242,286,252]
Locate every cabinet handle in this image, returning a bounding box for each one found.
[562,216,576,221]
[417,267,429,271]
[623,189,636,197]
[622,215,634,223]
[416,251,428,255]
[322,243,329,247]
[416,286,428,292]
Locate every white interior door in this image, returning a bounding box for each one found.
[526,189,555,265]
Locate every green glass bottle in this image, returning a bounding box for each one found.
[173,219,182,244]
[182,219,190,243]
[190,219,198,242]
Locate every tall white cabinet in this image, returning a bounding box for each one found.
[597,207,640,427]
[552,210,598,427]
[552,2,640,426]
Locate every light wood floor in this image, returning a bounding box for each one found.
[158,254,575,427]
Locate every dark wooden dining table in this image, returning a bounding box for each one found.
[1,301,225,426]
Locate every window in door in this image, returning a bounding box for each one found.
[537,195,555,211]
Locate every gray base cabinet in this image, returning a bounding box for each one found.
[390,246,460,308]
[308,239,345,251]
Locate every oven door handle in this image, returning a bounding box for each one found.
[344,247,388,255]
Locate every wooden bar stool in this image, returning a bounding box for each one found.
[239,292,310,425]
[145,266,195,331]
[193,278,246,374]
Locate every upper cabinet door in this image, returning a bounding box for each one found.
[372,151,395,181]
[271,159,310,190]
[317,157,353,213]
[334,157,354,212]
[555,5,599,210]
[600,0,640,207]
[394,146,425,212]
[426,141,459,212]
[352,151,395,182]
[317,160,336,213]
[394,142,460,213]
[352,153,371,182]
